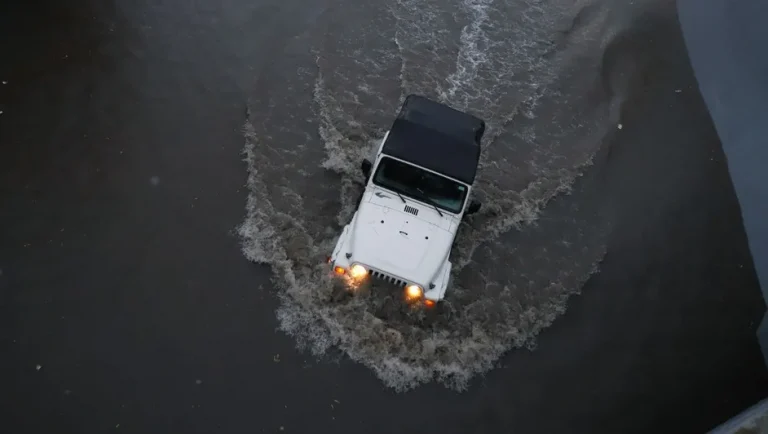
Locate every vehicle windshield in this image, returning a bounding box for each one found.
[372,156,468,214]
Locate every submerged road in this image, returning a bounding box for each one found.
[1,1,766,433]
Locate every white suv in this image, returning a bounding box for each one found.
[328,94,485,307]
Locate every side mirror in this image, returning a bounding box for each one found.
[466,200,481,215]
[361,159,372,178]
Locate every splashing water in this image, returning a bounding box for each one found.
[239,0,625,391]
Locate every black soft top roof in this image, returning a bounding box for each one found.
[381,94,486,184]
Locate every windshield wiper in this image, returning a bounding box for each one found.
[427,199,443,218]
[416,189,443,217]
[394,191,406,203]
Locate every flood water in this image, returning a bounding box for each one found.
[1,0,766,432]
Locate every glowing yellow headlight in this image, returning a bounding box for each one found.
[405,284,423,300]
[349,264,368,279]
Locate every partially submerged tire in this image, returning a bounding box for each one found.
[330,280,351,302]
[436,300,454,320]
[375,296,397,320]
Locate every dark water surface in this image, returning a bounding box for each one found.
[1,0,766,433]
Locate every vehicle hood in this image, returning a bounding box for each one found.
[349,197,454,286]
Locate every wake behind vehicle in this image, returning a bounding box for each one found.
[328,94,485,307]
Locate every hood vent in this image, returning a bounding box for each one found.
[404,205,419,216]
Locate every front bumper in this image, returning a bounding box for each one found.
[328,260,438,307]
[328,224,451,306]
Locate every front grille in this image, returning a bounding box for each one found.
[403,205,419,216]
[369,269,406,287]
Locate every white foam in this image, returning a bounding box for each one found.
[441,0,493,103]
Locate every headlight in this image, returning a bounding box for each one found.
[405,284,423,300]
[349,264,368,279]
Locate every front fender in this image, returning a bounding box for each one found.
[424,259,452,301]
[426,242,454,291]
[330,224,352,268]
